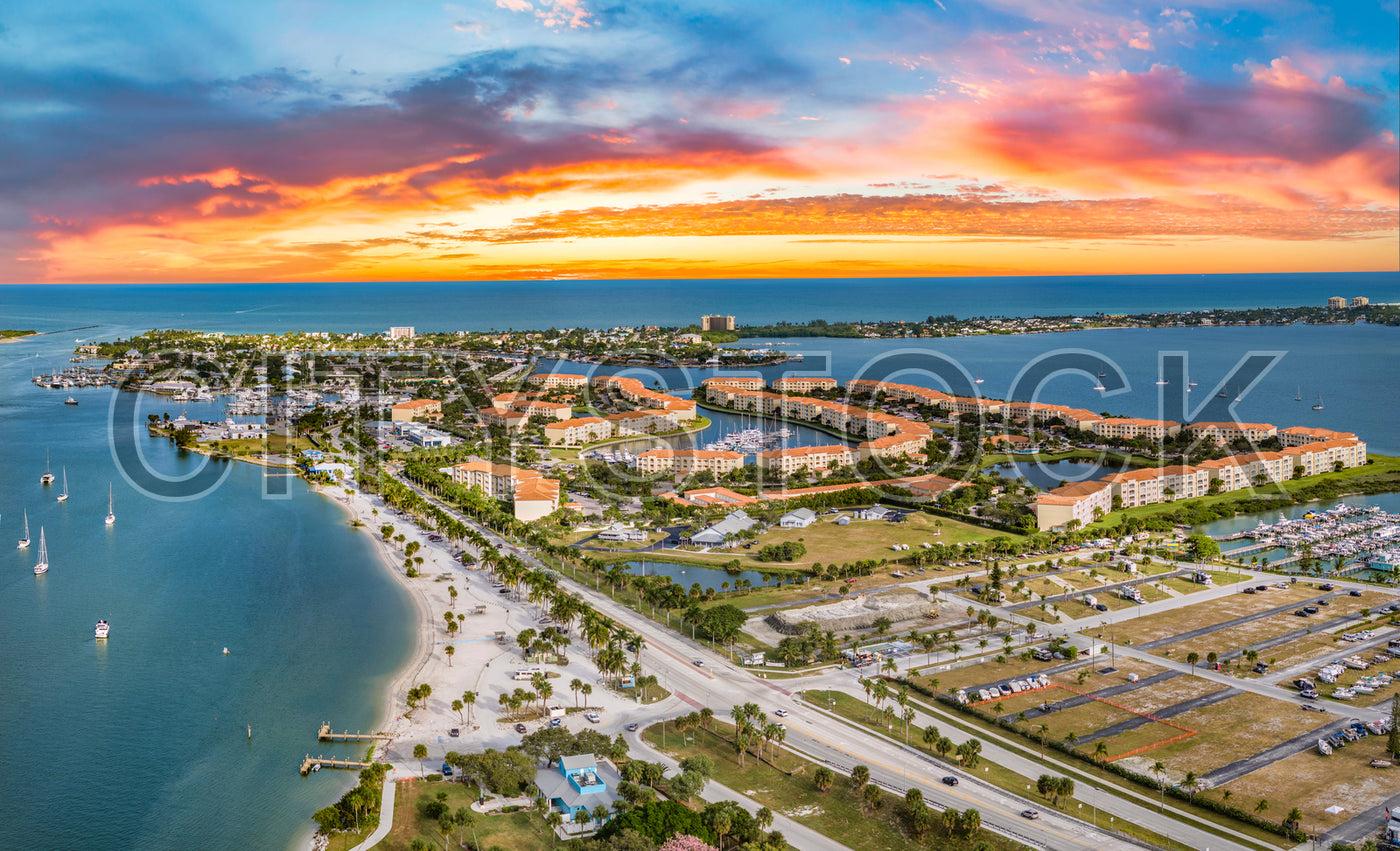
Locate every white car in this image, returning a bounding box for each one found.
[694,660,705,667]
[773,708,788,717]
[585,712,601,723]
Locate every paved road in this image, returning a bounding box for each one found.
[1133,591,1346,651]
[1199,717,1353,788]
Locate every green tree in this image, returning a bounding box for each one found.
[813,766,834,793]
[850,765,870,793]
[413,743,428,777]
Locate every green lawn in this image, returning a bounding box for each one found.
[376,778,551,851]
[642,720,1021,851]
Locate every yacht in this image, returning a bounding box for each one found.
[1155,378,1169,386]
[1092,382,1106,392]
[41,451,55,485]
[64,396,78,406]
[18,510,31,549]
[57,468,69,503]
[33,527,49,575]
[105,484,116,526]
[1313,393,1324,411]
[974,370,985,385]
[95,620,110,640]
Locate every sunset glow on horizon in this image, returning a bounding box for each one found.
[2,1,1397,283]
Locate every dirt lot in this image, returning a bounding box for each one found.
[1112,586,1324,646]
[1214,739,1399,836]
[1141,692,1334,774]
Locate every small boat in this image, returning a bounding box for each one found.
[1093,383,1106,392]
[1217,387,1229,398]
[105,483,116,526]
[1097,370,1106,378]
[95,620,110,640]
[974,370,984,385]
[1188,381,1198,387]
[1155,378,1169,386]
[33,527,49,575]
[64,396,78,406]
[310,763,321,773]
[1294,385,1302,402]
[57,468,69,503]
[1317,738,1332,756]
[18,510,31,549]
[222,647,230,655]
[41,451,55,485]
[1313,393,1324,411]
[1370,759,1392,768]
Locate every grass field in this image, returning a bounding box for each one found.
[752,512,1012,568]
[1110,586,1323,647]
[206,432,314,456]
[1130,692,1332,774]
[642,719,1021,851]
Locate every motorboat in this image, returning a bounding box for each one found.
[95,620,110,640]
[64,396,78,405]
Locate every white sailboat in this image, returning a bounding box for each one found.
[1294,385,1302,402]
[18,510,31,549]
[974,370,985,385]
[105,484,116,526]
[33,527,49,575]
[57,468,69,503]
[1313,393,1324,411]
[40,450,55,485]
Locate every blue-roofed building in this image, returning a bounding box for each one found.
[534,753,620,825]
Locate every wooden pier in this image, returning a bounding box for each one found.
[318,722,393,742]
[300,754,373,775]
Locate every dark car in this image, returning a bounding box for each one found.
[941,776,959,786]
[1304,606,1319,614]
[499,588,510,594]
[449,728,460,737]
[1255,585,1269,592]
[626,723,639,732]
[515,723,527,733]
[1350,589,1363,597]
[1295,609,1310,617]
[1095,603,1109,612]
[1317,599,1331,606]
[1242,587,1255,594]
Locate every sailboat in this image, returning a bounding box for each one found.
[33,527,49,575]
[1294,386,1302,402]
[1155,376,1169,386]
[105,484,116,526]
[40,451,55,485]
[1092,381,1106,391]
[1313,393,1324,411]
[974,370,985,385]
[18,510,31,549]
[1216,386,1229,399]
[57,468,69,503]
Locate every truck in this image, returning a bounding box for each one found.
[1120,586,1144,604]
[1082,594,1099,608]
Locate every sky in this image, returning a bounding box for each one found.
[1,0,1397,283]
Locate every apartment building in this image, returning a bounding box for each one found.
[1278,426,1359,446]
[390,398,443,422]
[1185,421,1277,444]
[1033,481,1113,531]
[526,373,590,389]
[543,416,613,446]
[444,460,561,521]
[755,444,857,476]
[1090,418,1181,440]
[635,449,745,476]
[479,407,530,431]
[770,377,837,393]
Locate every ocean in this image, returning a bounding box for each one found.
[0,273,1397,849]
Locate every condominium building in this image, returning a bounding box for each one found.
[1351,296,1369,307]
[701,376,764,390]
[1185,421,1277,444]
[1033,481,1112,531]
[701,314,736,331]
[858,433,926,460]
[755,445,857,476]
[1279,438,1367,476]
[443,461,561,521]
[605,409,680,436]
[635,449,745,476]
[1327,296,1346,308]
[479,407,530,431]
[387,326,415,339]
[1278,426,1358,446]
[1101,465,1211,507]
[390,398,443,422]
[502,400,573,421]
[770,377,837,393]
[1090,418,1181,440]
[543,416,613,446]
[526,373,590,389]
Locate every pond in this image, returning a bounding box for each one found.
[622,558,801,593]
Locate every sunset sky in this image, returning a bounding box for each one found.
[2,0,1397,283]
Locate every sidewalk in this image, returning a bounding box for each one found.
[347,769,399,851]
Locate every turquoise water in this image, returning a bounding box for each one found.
[1,272,1396,333]
[1,274,1397,848]
[0,333,416,850]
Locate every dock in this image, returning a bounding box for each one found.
[318,722,393,742]
[300,754,373,775]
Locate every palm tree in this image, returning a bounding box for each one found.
[445,644,455,667]
[569,678,583,708]
[413,743,428,777]
[1151,761,1167,809]
[1255,798,1269,816]
[1093,741,1109,763]
[850,764,870,792]
[452,699,464,724]
[463,690,476,724]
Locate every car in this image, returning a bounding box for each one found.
[539,617,554,624]
[1304,606,1319,614]
[773,708,789,717]
[1295,609,1310,617]
[1095,603,1109,612]
[844,578,858,583]
[449,728,460,738]
[1317,599,1331,606]
[694,660,705,666]
[941,776,959,786]
[499,588,510,594]
[1350,589,1363,597]
[549,718,562,728]
[1255,585,1269,592]
[1020,810,1040,820]
[1320,583,1336,591]
[626,723,639,732]
[427,534,444,542]
[585,712,601,723]
[1276,582,1289,589]
[1242,587,1256,594]
[515,723,527,733]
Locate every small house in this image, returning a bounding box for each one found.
[779,508,817,529]
[535,753,620,824]
[856,506,892,521]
